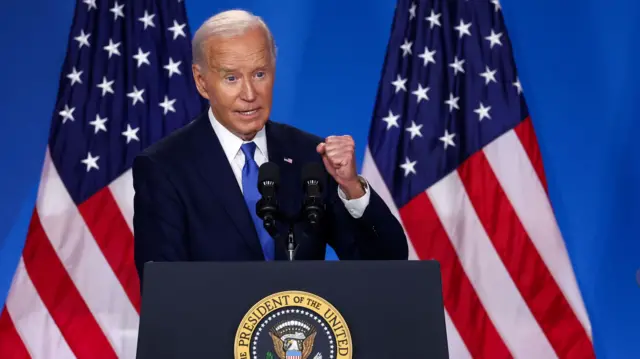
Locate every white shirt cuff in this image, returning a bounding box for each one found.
[337,176,370,219]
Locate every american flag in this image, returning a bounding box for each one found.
[361,1,597,358]
[0,0,206,357]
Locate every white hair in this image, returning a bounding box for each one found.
[191,9,276,69]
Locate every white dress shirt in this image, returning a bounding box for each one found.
[208,108,370,218]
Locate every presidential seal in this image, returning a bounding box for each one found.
[234,290,352,359]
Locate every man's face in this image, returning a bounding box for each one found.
[192,26,274,140]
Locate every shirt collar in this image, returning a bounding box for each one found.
[208,107,268,162]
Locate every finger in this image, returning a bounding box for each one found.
[316,142,326,155]
[324,142,354,155]
[324,139,355,152]
[324,137,354,148]
[321,155,333,172]
[325,150,348,164]
[325,135,353,145]
[324,146,355,161]
[326,154,352,168]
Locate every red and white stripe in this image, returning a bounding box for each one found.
[362,117,595,358]
[0,148,140,358]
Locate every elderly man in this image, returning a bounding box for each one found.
[132,9,408,284]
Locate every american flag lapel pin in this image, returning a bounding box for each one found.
[284,157,293,164]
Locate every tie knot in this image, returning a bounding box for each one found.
[241,142,257,161]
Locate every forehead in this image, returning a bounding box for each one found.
[205,27,272,69]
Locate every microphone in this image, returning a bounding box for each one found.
[301,162,325,226]
[256,162,280,236]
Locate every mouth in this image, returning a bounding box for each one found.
[235,108,261,118]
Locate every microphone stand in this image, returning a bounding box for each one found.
[287,222,297,261]
[263,211,313,262]
[262,211,299,261]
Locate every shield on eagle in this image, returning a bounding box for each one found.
[269,320,317,359]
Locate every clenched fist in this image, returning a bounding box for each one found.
[316,135,365,199]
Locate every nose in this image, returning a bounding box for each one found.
[240,78,256,102]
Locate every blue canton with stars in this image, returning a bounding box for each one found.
[367,0,529,209]
[49,0,207,205]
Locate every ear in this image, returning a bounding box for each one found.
[191,64,210,100]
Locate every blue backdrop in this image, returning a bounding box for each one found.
[0,0,638,358]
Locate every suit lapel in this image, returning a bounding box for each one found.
[188,113,264,258]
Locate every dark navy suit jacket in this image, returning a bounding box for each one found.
[132,111,408,285]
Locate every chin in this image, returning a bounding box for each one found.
[231,117,266,139]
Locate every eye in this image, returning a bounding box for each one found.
[255,71,265,78]
[225,75,237,82]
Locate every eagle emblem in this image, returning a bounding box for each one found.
[269,319,317,359]
[234,291,351,359]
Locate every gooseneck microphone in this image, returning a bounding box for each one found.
[301,162,325,227]
[256,162,280,237]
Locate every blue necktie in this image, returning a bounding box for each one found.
[240,142,275,260]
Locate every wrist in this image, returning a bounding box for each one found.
[340,177,366,199]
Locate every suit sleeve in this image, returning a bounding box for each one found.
[132,154,188,290]
[325,177,408,260]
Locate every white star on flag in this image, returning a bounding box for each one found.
[405,121,423,140]
[168,20,186,39]
[400,39,413,56]
[89,114,108,134]
[122,124,140,144]
[127,86,145,105]
[83,0,97,11]
[391,75,407,93]
[445,93,460,112]
[110,2,124,20]
[474,102,492,121]
[449,56,465,75]
[485,30,503,48]
[74,30,90,48]
[81,152,100,172]
[59,104,75,124]
[67,67,83,86]
[425,10,441,28]
[412,84,430,103]
[454,19,472,38]
[133,48,151,67]
[97,76,115,96]
[418,46,436,66]
[138,11,156,29]
[479,66,497,84]
[382,110,400,130]
[399,157,417,176]
[104,39,121,58]
[159,96,177,115]
[439,129,456,149]
[164,58,182,78]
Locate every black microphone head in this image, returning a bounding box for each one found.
[301,162,325,226]
[258,162,280,195]
[301,162,325,192]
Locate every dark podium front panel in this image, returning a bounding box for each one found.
[136,260,449,358]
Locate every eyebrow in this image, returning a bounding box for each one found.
[216,65,269,75]
[216,67,236,75]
